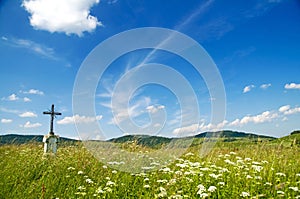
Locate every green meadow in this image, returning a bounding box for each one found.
[0,135,299,198]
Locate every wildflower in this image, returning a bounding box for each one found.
[289,187,299,192]
[252,165,263,172]
[150,162,160,166]
[264,182,272,186]
[296,174,300,177]
[158,187,167,198]
[175,171,183,175]
[144,178,149,182]
[86,178,93,184]
[160,167,172,173]
[230,151,237,155]
[168,178,177,185]
[275,172,286,177]
[252,161,261,165]
[77,186,86,190]
[255,176,262,180]
[157,179,168,183]
[176,163,188,168]
[240,192,250,197]
[185,152,194,156]
[244,158,252,161]
[144,184,150,188]
[198,193,209,198]
[224,159,235,165]
[142,166,154,170]
[112,170,117,174]
[102,165,108,169]
[96,187,104,194]
[246,175,253,179]
[209,173,222,179]
[218,182,225,186]
[170,195,183,199]
[77,171,84,175]
[67,167,75,170]
[200,167,210,171]
[208,186,217,192]
[106,181,115,186]
[277,191,285,195]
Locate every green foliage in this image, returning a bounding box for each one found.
[0,141,299,198]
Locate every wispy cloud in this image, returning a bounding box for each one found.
[285,83,300,90]
[2,36,58,60]
[21,121,42,128]
[21,89,44,95]
[243,85,255,93]
[57,114,103,124]
[1,118,13,123]
[0,107,20,114]
[19,111,37,118]
[260,83,271,89]
[2,94,19,101]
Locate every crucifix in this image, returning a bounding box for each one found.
[43,104,61,133]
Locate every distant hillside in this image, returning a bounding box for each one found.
[108,130,276,148]
[109,134,172,148]
[1,130,277,147]
[0,134,78,145]
[195,130,275,139]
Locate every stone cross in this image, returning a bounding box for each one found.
[43,104,61,154]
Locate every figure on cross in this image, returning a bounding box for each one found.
[43,104,61,155]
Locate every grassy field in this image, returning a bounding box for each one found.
[0,137,299,198]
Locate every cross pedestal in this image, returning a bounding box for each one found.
[43,104,61,154]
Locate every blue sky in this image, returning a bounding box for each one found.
[0,0,300,140]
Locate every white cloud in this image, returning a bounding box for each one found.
[243,85,255,93]
[1,36,8,41]
[22,89,44,95]
[146,105,165,114]
[23,97,31,102]
[172,120,228,136]
[279,105,290,113]
[22,0,102,36]
[278,105,300,115]
[229,111,278,126]
[260,83,271,89]
[283,107,300,115]
[22,121,42,128]
[19,111,37,118]
[285,83,300,90]
[2,94,19,101]
[3,37,57,59]
[57,114,103,124]
[1,118,13,123]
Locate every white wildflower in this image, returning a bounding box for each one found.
[208,186,217,192]
[218,182,225,186]
[276,172,286,177]
[106,181,115,186]
[86,178,93,184]
[77,171,84,175]
[67,167,75,170]
[277,191,285,195]
[289,187,299,192]
[144,184,150,189]
[240,192,250,197]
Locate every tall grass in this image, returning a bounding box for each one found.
[0,141,299,198]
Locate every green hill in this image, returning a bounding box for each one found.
[0,134,78,145]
